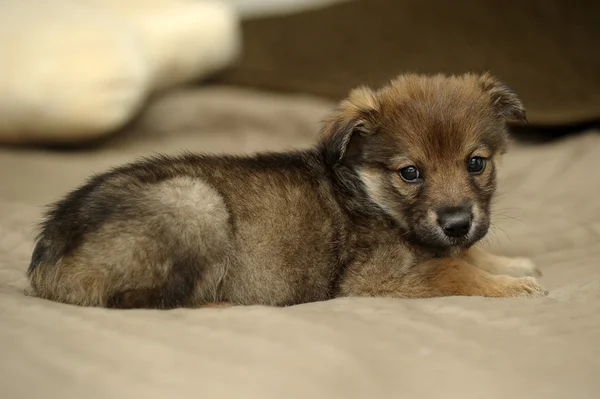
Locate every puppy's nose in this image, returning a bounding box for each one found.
[437,206,472,238]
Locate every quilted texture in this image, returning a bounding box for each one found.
[0,87,599,398]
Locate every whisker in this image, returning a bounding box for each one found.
[491,214,524,223]
[478,236,493,248]
[490,223,512,243]
[492,206,525,213]
[487,227,501,247]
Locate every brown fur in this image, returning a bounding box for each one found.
[26,73,545,309]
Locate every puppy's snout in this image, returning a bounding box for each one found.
[436,206,472,238]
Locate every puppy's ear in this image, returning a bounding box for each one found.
[319,86,378,165]
[478,72,527,122]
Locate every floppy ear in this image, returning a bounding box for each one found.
[319,86,378,166]
[479,72,527,122]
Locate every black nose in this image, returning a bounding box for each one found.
[437,207,472,238]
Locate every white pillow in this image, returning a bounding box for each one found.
[0,0,240,144]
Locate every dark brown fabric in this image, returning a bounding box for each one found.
[216,0,600,126]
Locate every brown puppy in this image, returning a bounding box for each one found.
[27,73,546,309]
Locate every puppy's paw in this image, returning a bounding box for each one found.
[505,257,542,277]
[504,276,548,297]
[24,285,37,297]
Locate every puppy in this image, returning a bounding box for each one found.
[27,73,546,309]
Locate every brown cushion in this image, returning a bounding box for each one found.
[216,0,600,126]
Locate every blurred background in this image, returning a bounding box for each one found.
[1,0,598,148]
[1,1,599,399]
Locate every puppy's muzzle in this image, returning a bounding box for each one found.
[436,205,472,238]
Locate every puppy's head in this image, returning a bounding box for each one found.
[320,73,525,250]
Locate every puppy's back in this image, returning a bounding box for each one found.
[28,151,341,308]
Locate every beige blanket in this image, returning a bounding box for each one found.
[1,87,598,399]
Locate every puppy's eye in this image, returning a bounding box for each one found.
[399,166,421,183]
[468,156,487,174]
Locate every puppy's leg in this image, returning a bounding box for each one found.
[462,246,541,277]
[339,256,547,299]
[414,258,547,297]
[29,176,232,309]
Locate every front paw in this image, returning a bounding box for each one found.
[505,257,542,277]
[503,276,548,297]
